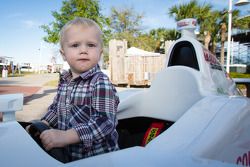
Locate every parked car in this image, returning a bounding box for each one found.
[59,61,70,74]
[20,65,33,72]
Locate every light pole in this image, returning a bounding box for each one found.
[226,0,250,73]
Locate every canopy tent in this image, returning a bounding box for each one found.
[126,47,160,57]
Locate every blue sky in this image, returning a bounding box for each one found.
[0,0,249,65]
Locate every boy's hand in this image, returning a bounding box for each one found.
[40,129,67,151]
[40,128,80,151]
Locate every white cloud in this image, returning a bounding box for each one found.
[6,13,24,18]
[21,20,42,29]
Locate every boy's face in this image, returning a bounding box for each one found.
[60,25,102,77]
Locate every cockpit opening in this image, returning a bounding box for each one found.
[168,41,199,71]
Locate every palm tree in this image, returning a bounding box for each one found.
[169,0,199,20]
[207,11,221,53]
[220,22,227,65]
[218,9,240,65]
[169,0,213,49]
[169,1,249,65]
[149,28,180,52]
[196,3,214,49]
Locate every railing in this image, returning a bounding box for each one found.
[233,78,250,97]
[0,94,23,122]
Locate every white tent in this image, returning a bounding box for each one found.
[126,47,160,57]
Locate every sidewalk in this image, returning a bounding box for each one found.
[0,73,131,122]
[0,73,59,122]
[16,86,57,122]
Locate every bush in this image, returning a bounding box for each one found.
[230,72,250,90]
[229,72,250,78]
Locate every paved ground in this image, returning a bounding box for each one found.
[0,73,58,86]
[0,85,41,98]
[0,73,130,122]
[0,73,59,122]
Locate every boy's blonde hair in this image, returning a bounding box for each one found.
[59,17,103,48]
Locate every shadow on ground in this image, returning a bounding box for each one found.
[24,88,57,104]
[0,80,21,85]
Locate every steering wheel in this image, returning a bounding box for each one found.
[28,121,69,163]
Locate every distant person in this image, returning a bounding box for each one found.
[2,65,8,78]
[0,113,2,122]
[28,17,119,162]
[17,63,21,75]
[10,62,14,76]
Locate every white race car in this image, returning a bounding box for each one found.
[1,19,249,167]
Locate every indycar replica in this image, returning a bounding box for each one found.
[1,19,250,167]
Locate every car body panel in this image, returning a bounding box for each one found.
[0,121,62,167]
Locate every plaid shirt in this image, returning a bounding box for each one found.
[42,64,119,161]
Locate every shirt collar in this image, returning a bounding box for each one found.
[60,64,101,82]
[79,64,101,80]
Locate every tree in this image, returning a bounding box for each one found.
[216,9,242,65]
[109,7,180,53]
[149,28,180,53]
[130,33,156,52]
[169,1,249,65]
[109,6,143,34]
[169,0,199,20]
[220,22,227,65]
[169,0,214,50]
[236,16,250,29]
[41,0,108,45]
[197,6,217,50]
[149,28,180,41]
[109,6,145,48]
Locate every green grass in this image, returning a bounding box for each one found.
[0,71,36,77]
[44,79,59,87]
[229,72,250,78]
[230,72,250,90]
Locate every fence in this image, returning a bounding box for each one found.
[109,39,174,86]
